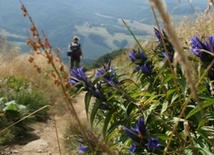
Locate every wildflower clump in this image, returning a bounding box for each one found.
[20,1,214,154]
[123,117,161,153]
[190,35,214,80]
[68,26,214,154]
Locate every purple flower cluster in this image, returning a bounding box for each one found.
[95,62,119,86]
[77,131,100,154]
[190,36,214,80]
[69,67,109,110]
[69,67,93,89]
[128,49,153,76]
[123,117,161,153]
[191,36,214,61]
[79,145,88,154]
[154,28,174,63]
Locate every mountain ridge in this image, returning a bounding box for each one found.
[0,0,207,62]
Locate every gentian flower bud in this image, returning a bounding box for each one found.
[145,137,161,152]
[129,143,136,154]
[78,145,88,154]
[129,50,137,62]
[99,103,110,110]
[123,117,147,143]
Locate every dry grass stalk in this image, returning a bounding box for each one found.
[149,0,207,154]
[205,0,214,14]
[149,0,197,98]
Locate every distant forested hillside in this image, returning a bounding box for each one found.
[0,0,206,63]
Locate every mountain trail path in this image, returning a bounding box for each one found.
[2,92,87,155]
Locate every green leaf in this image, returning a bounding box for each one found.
[171,94,178,103]
[186,99,214,119]
[166,89,176,99]
[126,102,137,116]
[163,75,173,85]
[197,109,214,128]
[3,101,18,111]
[103,111,113,137]
[152,133,170,141]
[205,112,214,121]
[120,78,139,88]
[90,101,101,127]
[194,129,214,153]
[106,121,122,139]
[198,119,206,128]
[161,101,168,115]
[84,92,92,118]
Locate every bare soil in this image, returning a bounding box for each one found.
[1,93,87,155]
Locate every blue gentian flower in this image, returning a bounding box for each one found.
[70,67,87,82]
[123,117,147,143]
[190,36,214,80]
[129,50,138,62]
[69,67,88,86]
[154,28,174,63]
[190,36,214,63]
[129,49,147,64]
[129,49,154,76]
[77,130,101,154]
[69,67,96,91]
[95,67,116,81]
[154,28,162,44]
[145,137,161,152]
[88,87,106,101]
[69,78,79,85]
[99,103,110,110]
[162,52,173,63]
[95,69,105,79]
[88,82,107,101]
[141,63,153,76]
[124,126,141,143]
[78,145,88,154]
[95,63,118,85]
[191,36,205,56]
[132,117,147,135]
[124,117,162,153]
[95,82,107,101]
[139,50,147,63]
[129,143,136,154]
[207,36,214,52]
[154,28,167,44]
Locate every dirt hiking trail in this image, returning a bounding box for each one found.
[1,92,87,155]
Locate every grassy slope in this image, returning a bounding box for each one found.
[1,11,214,90]
[0,0,207,61]
[111,11,214,74]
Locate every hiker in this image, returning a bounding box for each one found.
[67,36,83,69]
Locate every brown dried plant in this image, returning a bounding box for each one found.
[20,2,82,154]
[20,2,114,154]
[205,0,214,14]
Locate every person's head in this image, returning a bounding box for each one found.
[73,36,79,42]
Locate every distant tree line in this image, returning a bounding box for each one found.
[83,48,127,70]
[113,39,128,48]
[88,33,111,49]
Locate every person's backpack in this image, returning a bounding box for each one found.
[67,42,81,58]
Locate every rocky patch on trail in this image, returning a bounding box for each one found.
[19,139,50,155]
